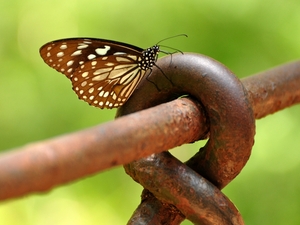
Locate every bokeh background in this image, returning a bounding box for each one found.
[1,0,300,224]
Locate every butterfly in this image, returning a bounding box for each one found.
[39,37,162,109]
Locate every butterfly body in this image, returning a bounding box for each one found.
[40,38,160,109]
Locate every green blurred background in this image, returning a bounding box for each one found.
[0,0,300,224]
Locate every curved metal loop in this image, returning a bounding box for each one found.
[117,53,255,224]
[117,53,255,188]
[125,152,245,225]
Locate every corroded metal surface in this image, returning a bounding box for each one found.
[0,98,205,200]
[126,152,244,225]
[242,60,300,118]
[0,54,299,224]
[118,53,256,188]
[119,53,256,224]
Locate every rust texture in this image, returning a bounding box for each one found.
[120,53,256,224]
[125,152,244,225]
[242,60,300,119]
[0,98,205,200]
[128,190,185,225]
[0,54,299,224]
[118,53,256,189]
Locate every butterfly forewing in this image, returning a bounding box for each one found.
[40,38,159,109]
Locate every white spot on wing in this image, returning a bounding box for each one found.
[103,92,109,98]
[82,72,89,77]
[105,62,114,66]
[71,50,82,56]
[77,44,89,49]
[67,60,74,67]
[83,40,92,44]
[88,54,96,60]
[113,52,126,55]
[95,45,111,55]
[60,44,67,50]
[57,52,64,57]
[99,90,104,97]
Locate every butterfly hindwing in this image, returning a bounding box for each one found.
[71,54,145,108]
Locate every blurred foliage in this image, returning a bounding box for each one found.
[0,0,300,224]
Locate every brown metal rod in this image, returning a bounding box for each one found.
[122,53,255,225]
[0,59,299,201]
[125,152,245,225]
[119,53,256,189]
[242,60,300,119]
[0,98,206,200]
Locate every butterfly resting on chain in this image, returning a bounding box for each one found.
[39,38,163,109]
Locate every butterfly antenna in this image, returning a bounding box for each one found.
[156,34,188,45]
[145,34,187,90]
[157,34,187,55]
[159,45,184,55]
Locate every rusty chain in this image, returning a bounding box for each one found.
[0,53,300,224]
[117,53,255,224]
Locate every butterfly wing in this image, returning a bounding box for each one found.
[71,54,146,109]
[40,38,147,109]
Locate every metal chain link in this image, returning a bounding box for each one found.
[0,54,299,224]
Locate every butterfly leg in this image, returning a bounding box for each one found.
[146,68,161,91]
[154,65,174,86]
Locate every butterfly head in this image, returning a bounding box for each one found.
[139,45,160,71]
